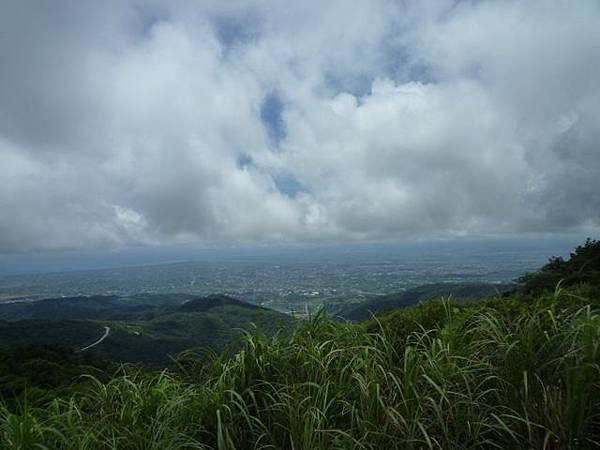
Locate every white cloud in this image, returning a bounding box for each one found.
[0,0,599,252]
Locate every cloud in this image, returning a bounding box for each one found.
[0,0,599,253]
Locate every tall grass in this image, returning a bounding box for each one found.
[1,290,599,449]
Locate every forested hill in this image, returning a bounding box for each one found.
[0,294,292,367]
[1,239,600,449]
[337,282,515,321]
[518,238,600,293]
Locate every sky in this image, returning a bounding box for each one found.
[1,0,599,255]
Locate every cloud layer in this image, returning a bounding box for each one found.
[1,0,599,252]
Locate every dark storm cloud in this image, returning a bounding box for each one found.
[0,0,599,252]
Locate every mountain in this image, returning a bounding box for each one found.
[0,294,292,367]
[2,240,600,449]
[518,238,600,294]
[0,294,194,321]
[3,266,599,449]
[179,294,263,312]
[336,282,514,321]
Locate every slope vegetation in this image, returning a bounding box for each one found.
[1,240,599,449]
[0,294,292,367]
[2,288,599,449]
[337,282,514,321]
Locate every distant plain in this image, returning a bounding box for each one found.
[0,240,578,313]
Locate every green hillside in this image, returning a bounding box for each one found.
[518,238,600,294]
[2,287,600,449]
[0,294,292,367]
[0,294,194,321]
[1,241,600,449]
[337,282,514,321]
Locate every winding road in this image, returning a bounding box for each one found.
[78,326,110,352]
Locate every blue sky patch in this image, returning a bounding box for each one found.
[273,174,304,198]
[260,92,286,146]
[212,13,261,51]
[323,72,373,98]
[236,153,254,169]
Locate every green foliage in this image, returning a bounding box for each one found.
[1,289,599,449]
[2,240,600,448]
[338,282,514,321]
[0,320,103,348]
[519,238,600,294]
[0,344,110,411]
[0,295,293,367]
